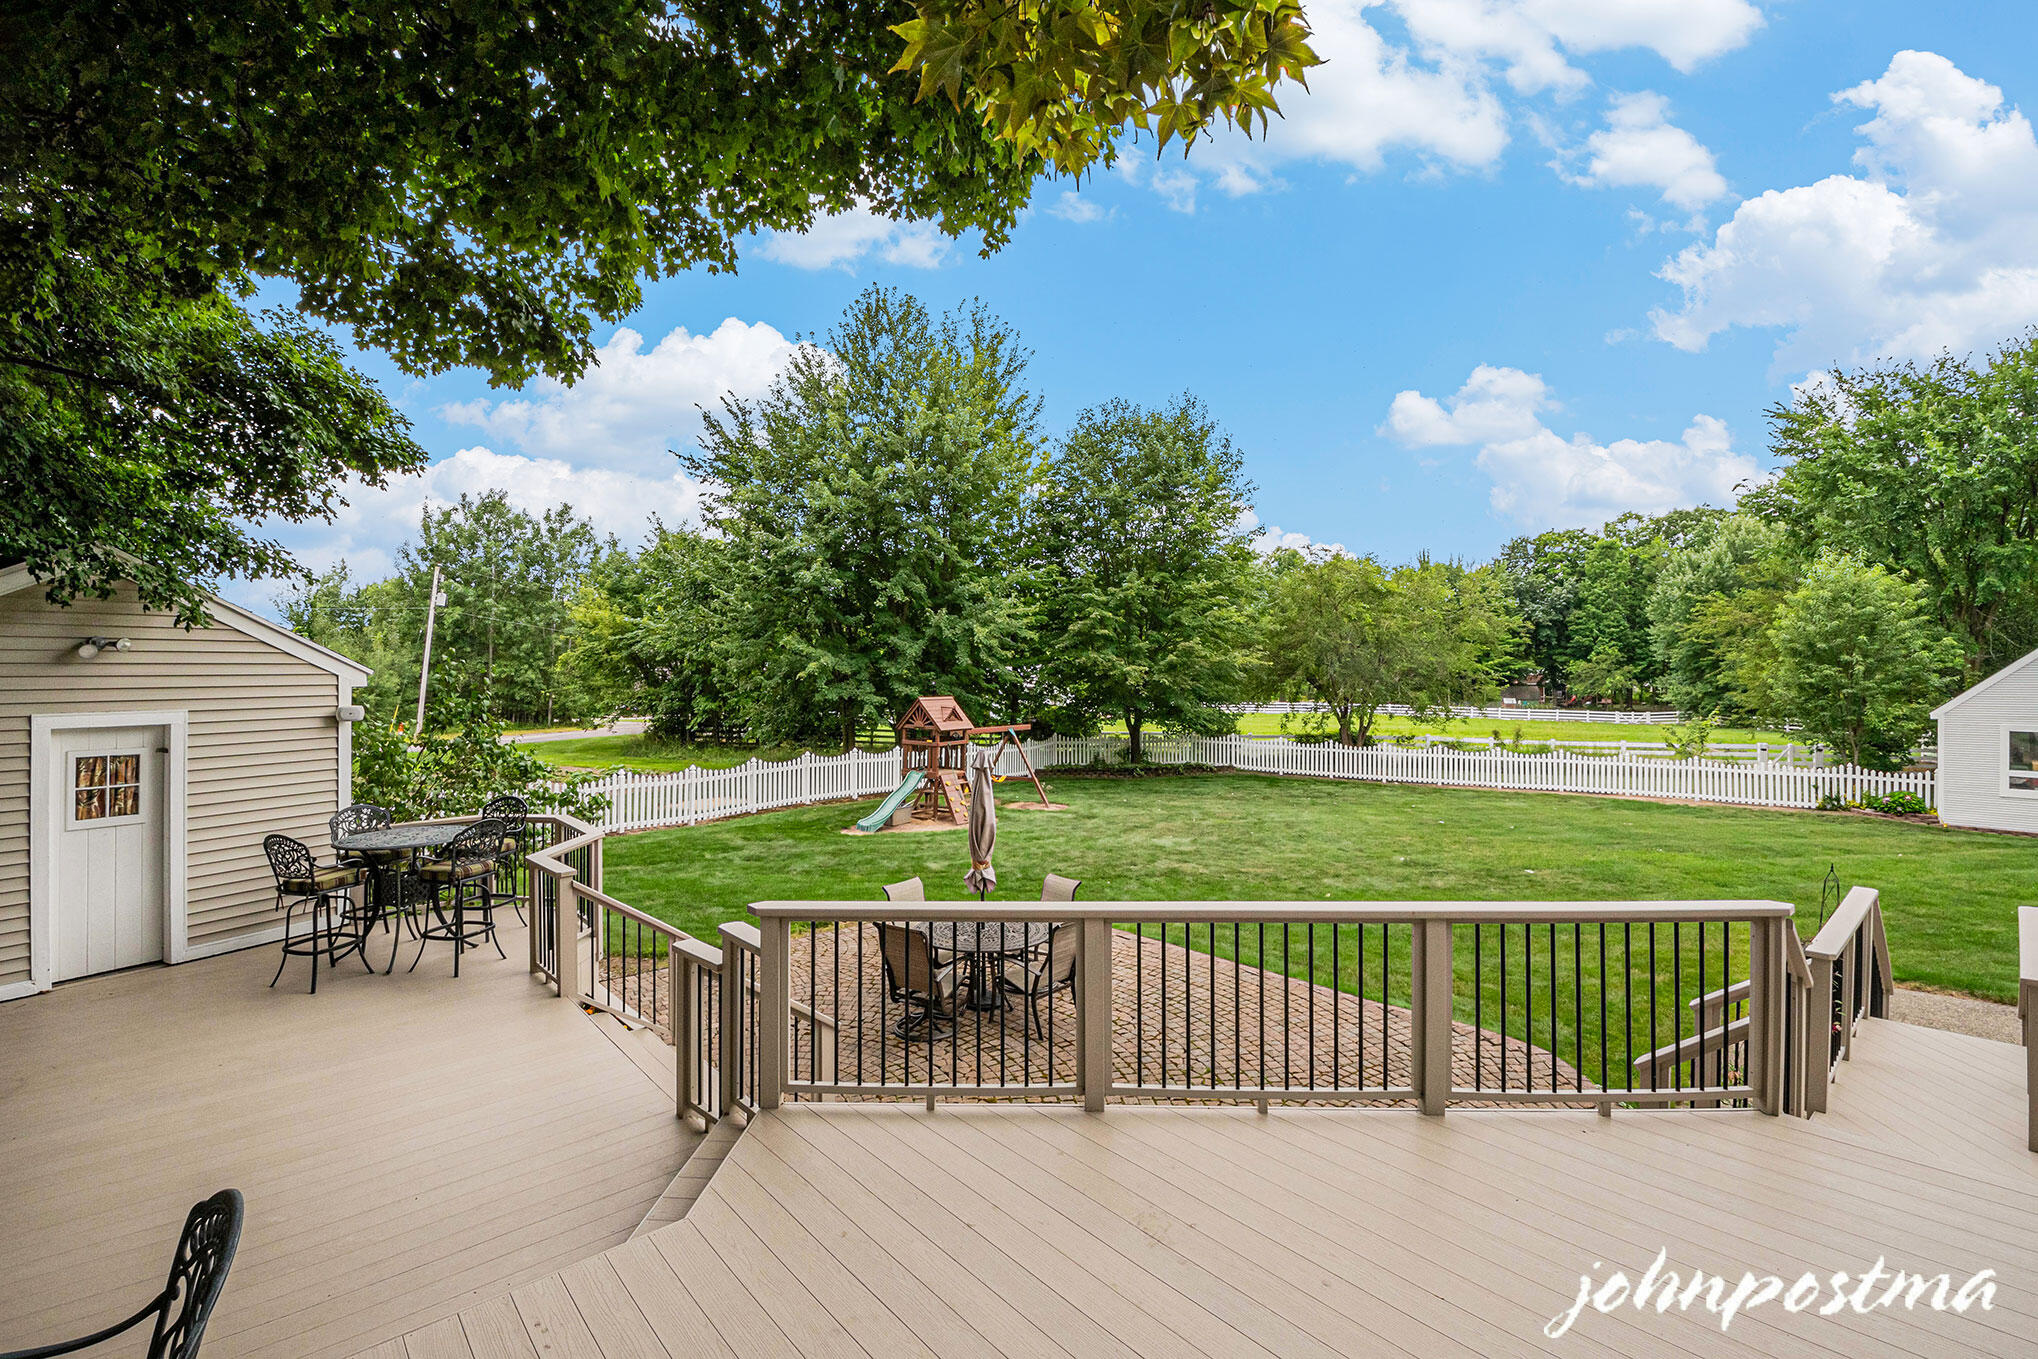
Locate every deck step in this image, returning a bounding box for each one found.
[630,1117,746,1240]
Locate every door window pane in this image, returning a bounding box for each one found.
[72,753,142,822]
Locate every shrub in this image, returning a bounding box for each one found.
[354,690,609,824]
[1858,790,1931,816]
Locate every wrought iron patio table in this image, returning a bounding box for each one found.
[334,822,473,972]
[926,921,1053,1012]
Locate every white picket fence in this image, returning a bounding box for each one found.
[563,731,1934,832]
[1230,702,1689,724]
[1027,734,1936,810]
[571,747,902,831]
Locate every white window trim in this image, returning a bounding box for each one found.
[2000,723,2038,800]
[28,711,190,993]
[67,750,148,828]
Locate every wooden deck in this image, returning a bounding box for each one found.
[0,921,697,1359]
[386,1017,2038,1357]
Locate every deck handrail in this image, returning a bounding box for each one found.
[2020,906,2036,1153]
[1793,886,1890,1115]
[747,899,1798,1116]
[522,813,733,1126]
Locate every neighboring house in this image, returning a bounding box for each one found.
[1932,645,2038,832]
[0,565,369,1001]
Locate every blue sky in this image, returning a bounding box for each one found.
[252,0,2038,611]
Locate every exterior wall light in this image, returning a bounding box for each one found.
[76,636,132,659]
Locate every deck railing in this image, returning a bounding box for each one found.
[2019,906,2036,1152]
[1793,886,1892,1115]
[746,900,1797,1115]
[526,814,735,1125]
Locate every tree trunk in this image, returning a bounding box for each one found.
[840,706,858,755]
[1336,704,1355,747]
[1126,711,1143,764]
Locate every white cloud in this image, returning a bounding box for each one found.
[1384,366,1757,526]
[440,318,806,474]
[1382,364,1556,445]
[1132,0,1763,206]
[756,202,952,270]
[1652,50,2038,377]
[1517,0,1762,72]
[1046,192,1110,224]
[1566,91,1727,210]
[1236,509,1349,558]
[283,446,709,587]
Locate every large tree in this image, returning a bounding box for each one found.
[1027,394,1259,760]
[685,287,1041,750]
[1647,514,1795,719]
[1750,334,2038,674]
[1768,555,1962,769]
[1259,553,1520,746]
[5,0,1317,615]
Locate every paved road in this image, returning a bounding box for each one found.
[503,720,647,744]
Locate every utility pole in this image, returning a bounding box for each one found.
[415,564,445,733]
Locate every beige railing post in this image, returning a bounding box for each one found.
[757,916,790,1112]
[2020,907,2036,1153]
[1077,917,1114,1112]
[1413,919,1453,1116]
[717,925,743,1118]
[676,955,698,1121]
[1804,951,1833,1114]
[554,870,579,1003]
[1747,916,1782,1115]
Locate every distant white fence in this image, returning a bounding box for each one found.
[564,731,1934,832]
[572,748,901,832]
[1027,734,1935,811]
[1230,702,1689,725]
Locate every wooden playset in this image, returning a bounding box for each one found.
[894,696,1048,825]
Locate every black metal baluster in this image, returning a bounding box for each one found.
[1648,922,1659,1092]
[1333,922,1342,1091]
[1283,921,1293,1091]
[1672,921,1683,1093]
[1307,923,1317,1091]
[1499,920,1510,1091]
[1233,921,1243,1092]
[1136,921,1145,1088]
[1210,922,1219,1091]
[1474,923,1483,1090]
[1547,921,1557,1094]
[1259,921,1268,1092]
[1573,923,1583,1092]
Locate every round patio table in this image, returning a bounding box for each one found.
[334,822,473,972]
[927,921,1052,1012]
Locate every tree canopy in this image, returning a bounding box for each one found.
[1026,394,1259,759]
[3,0,1318,616]
[685,287,1042,750]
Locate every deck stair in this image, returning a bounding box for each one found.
[630,1117,746,1240]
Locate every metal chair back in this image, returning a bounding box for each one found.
[0,1188,243,1359]
[882,877,925,902]
[261,834,316,889]
[480,794,529,838]
[1041,873,1081,902]
[875,922,944,1000]
[329,804,392,845]
[440,818,507,868]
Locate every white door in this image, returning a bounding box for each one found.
[51,725,167,980]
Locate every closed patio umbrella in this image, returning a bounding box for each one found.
[964,743,998,898]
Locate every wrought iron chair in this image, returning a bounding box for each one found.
[409,818,507,977]
[263,834,369,993]
[1002,923,1079,1039]
[328,803,411,948]
[481,794,531,923]
[0,1188,244,1358]
[875,922,956,1039]
[877,877,949,982]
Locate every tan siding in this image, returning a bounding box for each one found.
[0,583,350,985]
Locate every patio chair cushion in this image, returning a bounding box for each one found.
[415,857,497,884]
[279,863,367,895]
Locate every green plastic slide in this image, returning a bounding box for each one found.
[854,770,925,833]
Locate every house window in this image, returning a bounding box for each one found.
[72,753,142,823]
[2007,729,2038,796]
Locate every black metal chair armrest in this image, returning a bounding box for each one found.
[0,1290,168,1359]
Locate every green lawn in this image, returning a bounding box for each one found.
[604,771,2029,1006]
[532,734,813,772]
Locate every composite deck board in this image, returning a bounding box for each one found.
[0,922,696,1359]
[388,1017,2037,1358]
